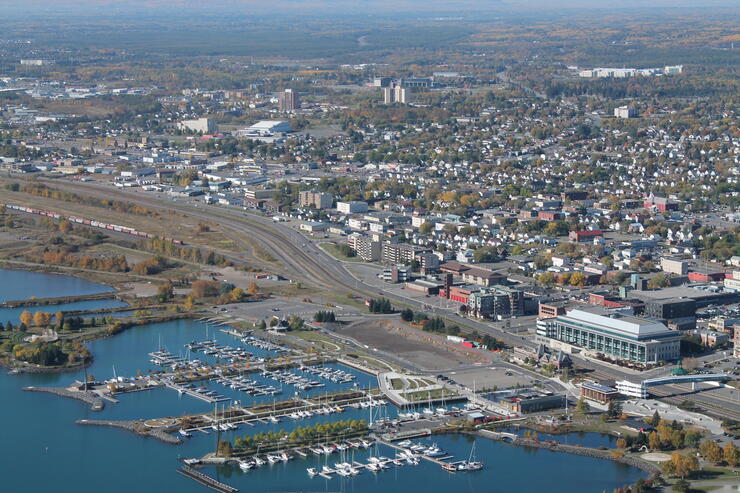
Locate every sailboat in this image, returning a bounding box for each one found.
[458,441,484,471]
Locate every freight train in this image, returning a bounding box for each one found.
[1,203,184,245]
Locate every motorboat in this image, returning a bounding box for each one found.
[307,467,318,477]
[238,460,254,471]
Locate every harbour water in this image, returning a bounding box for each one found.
[0,269,114,302]
[0,271,646,492]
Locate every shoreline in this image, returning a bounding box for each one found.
[76,419,182,444]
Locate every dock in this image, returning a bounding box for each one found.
[177,466,238,493]
[162,380,229,404]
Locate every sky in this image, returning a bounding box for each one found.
[1,0,738,10]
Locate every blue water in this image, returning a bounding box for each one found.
[0,273,646,492]
[499,426,618,448]
[0,299,129,325]
[0,269,114,302]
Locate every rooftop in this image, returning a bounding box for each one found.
[562,306,674,339]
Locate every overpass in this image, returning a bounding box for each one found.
[616,374,733,398]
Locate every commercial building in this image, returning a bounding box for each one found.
[178,117,217,134]
[614,106,637,119]
[347,233,381,261]
[499,392,567,414]
[724,271,740,292]
[278,89,300,111]
[660,257,689,276]
[467,285,523,319]
[643,195,678,212]
[643,298,696,330]
[382,266,409,283]
[439,284,480,304]
[239,120,292,136]
[536,307,682,364]
[337,201,369,214]
[461,266,507,287]
[580,382,619,404]
[299,191,333,209]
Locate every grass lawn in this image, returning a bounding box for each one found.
[319,242,364,263]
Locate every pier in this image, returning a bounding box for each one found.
[177,465,238,493]
[161,380,230,403]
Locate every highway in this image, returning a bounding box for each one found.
[6,176,740,420]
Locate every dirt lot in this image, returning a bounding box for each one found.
[337,318,484,371]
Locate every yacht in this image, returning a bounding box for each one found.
[253,457,265,467]
[307,467,318,477]
[178,429,192,438]
[238,460,254,471]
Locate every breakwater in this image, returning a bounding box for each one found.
[1,291,117,308]
[23,386,105,411]
[76,419,182,445]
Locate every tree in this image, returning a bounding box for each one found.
[648,431,661,451]
[19,310,32,327]
[473,246,497,263]
[672,479,690,493]
[157,282,174,303]
[576,395,590,414]
[190,280,220,298]
[607,399,623,418]
[569,271,587,287]
[723,443,738,467]
[699,440,723,463]
[247,282,259,296]
[183,296,195,312]
[400,308,414,322]
[33,311,51,327]
[648,272,671,289]
[419,222,433,234]
[256,320,266,331]
[616,438,628,449]
[650,410,661,427]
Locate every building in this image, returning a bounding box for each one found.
[644,195,678,212]
[299,191,333,209]
[439,284,480,304]
[461,266,507,287]
[417,252,440,274]
[244,188,275,200]
[373,77,392,87]
[299,221,329,233]
[20,59,53,66]
[278,89,300,111]
[661,257,689,276]
[382,266,410,283]
[500,393,567,414]
[724,271,740,292]
[239,120,292,136]
[538,302,567,319]
[536,307,682,364]
[580,382,619,404]
[643,298,696,330]
[394,85,407,104]
[337,201,369,214]
[381,83,409,104]
[467,285,523,319]
[569,230,604,242]
[614,106,637,119]
[347,233,381,261]
[698,330,730,347]
[735,326,740,359]
[381,242,426,265]
[178,118,217,134]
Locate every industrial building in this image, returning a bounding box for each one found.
[536,307,682,364]
[178,117,217,134]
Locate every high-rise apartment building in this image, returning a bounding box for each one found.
[278,89,300,111]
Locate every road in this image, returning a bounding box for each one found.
[7,176,739,420]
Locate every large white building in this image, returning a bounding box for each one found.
[337,201,369,214]
[178,118,217,134]
[238,120,292,136]
[537,307,682,364]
